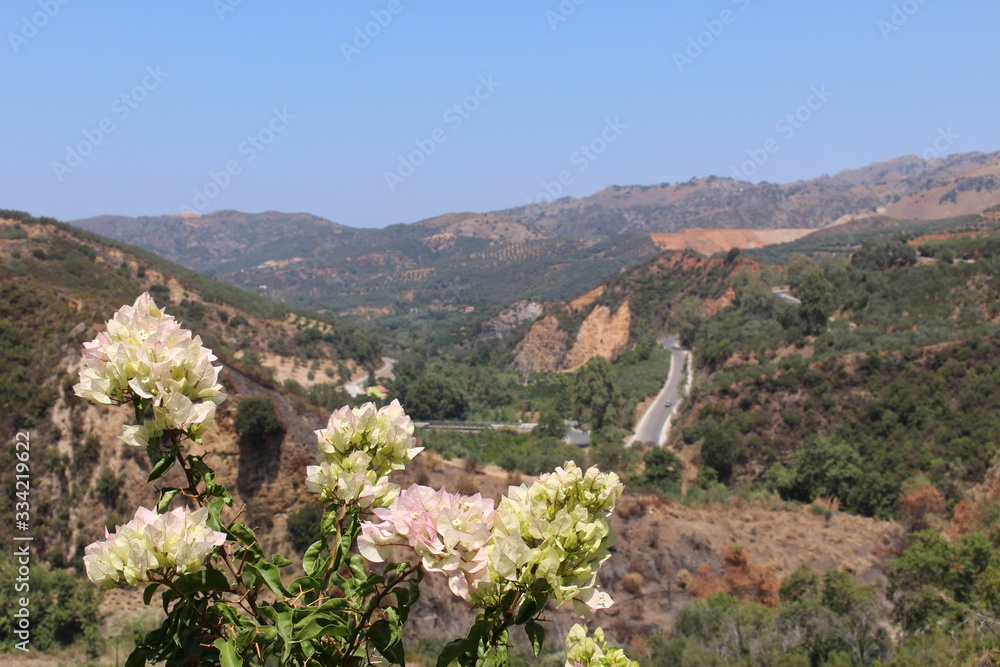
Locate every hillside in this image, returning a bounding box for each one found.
[740,210,1000,266]
[71,210,359,275]
[484,251,750,372]
[0,212,915,664]
[481,150,1000,237]
[67,151,1000,338]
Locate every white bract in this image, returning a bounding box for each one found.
[475,461,623,617]
[565,624,638,667]
[359,484,495,600]
[73,292,226,447]
[84,506,227,588]
[305,400,422,509]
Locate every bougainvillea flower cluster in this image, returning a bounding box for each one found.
[358,484,495,600]
[84,506,226,588]
[565,624,639,667]
[305,399,422,509]
[475,461,624,616]
[73,292,226,448]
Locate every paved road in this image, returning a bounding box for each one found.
[628,336,689,447]
[344,356,396,397]
[772,288,801,305]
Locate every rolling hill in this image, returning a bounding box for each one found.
[68,151,1000,336]
[0,211,911,663]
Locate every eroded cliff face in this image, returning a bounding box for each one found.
[508,301,632,372]
[561,301,632,371]
[509,315,569,371]
[504,251,746,372]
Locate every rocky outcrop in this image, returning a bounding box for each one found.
[508,300,633,372]
[509,315,568,371]
[561,301,632,371]
[468,300,544,348]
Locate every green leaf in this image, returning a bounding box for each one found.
[147,454,175,483]
[174,568,231,595]
[368,619,405,665]
[124,647,147,667]
[436,637,475,667]
[228,521,260,547]
[524,621,545,657]
[294,613,351,642]
[142,582,161,606]
[210,602,248,629]
[235,627,259,651]
[303,540,327,577]
[156,488,181,514]
[349,554,367,579]
[271,553,293,568]
[250,561,290,597]
[287,575,323,598]
[214,637,242,667]
[160,587,178,613]
[393,587,410,609]
[513,592,546,625]
[320,507,339,537]
[187,455,209,483]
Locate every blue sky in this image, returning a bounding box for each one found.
[2,1,998,228]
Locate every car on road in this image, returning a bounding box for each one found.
[664,400,672,407]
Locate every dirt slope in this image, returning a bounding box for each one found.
[650,228,812,255]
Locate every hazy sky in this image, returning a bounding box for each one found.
[2,1,998,228]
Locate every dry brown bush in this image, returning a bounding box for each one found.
[617,497,648,521]
[898,485,944,533]
[688,563,724,599]
[412,466,430,486]
[622,572,644,596]
[454,475,477,496]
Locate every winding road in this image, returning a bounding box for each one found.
[344,356,396,397]
[772,287,801,305]
[628,336,691,447]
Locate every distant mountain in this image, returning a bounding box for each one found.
[462,151,1000,237]
[67,150,1000,331]
[71,210,359,275]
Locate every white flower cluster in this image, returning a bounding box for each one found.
[476,462,624,617]
[305,400,422,510]
[84,506,227,588]
[565,624,638,667]
[358,485,494,600]
[73,292,226,447]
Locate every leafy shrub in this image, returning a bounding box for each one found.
[95,468,120,508]
[233,396,284,447]
[286,502,324,553]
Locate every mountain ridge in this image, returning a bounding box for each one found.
[72,150,1000,252]
[66,150,1000,334]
